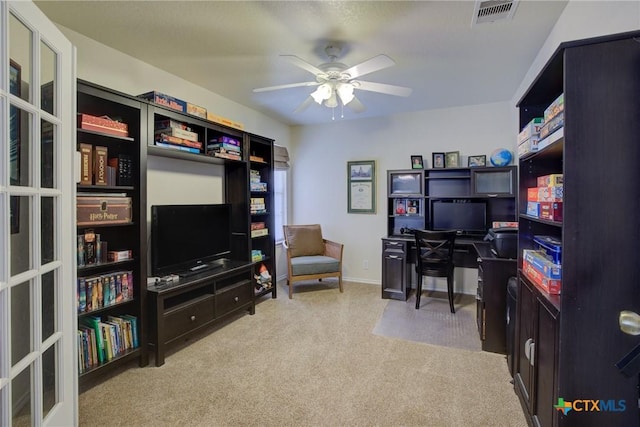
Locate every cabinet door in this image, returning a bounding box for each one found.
[471,166,516,197]
[533,299,558,427]
[514,278,536,411]
[381,241,408,300]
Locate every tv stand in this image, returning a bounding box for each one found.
[147,259,254,366]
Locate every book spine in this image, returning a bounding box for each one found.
[79,143,93,185]
[93,146,108,186]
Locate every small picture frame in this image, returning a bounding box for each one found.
[410,155,424,169]
[445,151,460,168]
[432,152,445,169]
[468,155,486,167]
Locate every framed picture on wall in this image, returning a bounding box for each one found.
[347,160,376,214]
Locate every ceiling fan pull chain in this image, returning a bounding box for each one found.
[341,103,345,119]
[332,107,335,121]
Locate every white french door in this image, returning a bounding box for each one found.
[1,1,76,426]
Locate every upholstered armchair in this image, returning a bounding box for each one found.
[282,224,344,299]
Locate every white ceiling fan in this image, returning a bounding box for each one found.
[253,45,412,115]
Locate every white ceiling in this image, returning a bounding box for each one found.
[35,0,568,126]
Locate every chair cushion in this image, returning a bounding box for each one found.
[284,224,325,257]
[291,256,339,276]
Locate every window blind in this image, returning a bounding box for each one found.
[274,145,290,170]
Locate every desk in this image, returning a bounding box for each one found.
[381,235,483,300]
[381,237,516,355]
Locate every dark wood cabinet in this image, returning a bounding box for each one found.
[515,31,640,426]
[381,239,410,300]
[514,277,559,426]
[147,260,254,366]
[475,242,517,354]
[76,80,148,387]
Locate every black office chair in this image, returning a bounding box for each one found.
[413,229,457,313]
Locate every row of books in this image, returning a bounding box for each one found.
[251,197,266,214]
[78,143,133,186]
[78,271,133,314]
[78,314,139,373]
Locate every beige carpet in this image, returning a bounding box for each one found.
[79,280,527,427]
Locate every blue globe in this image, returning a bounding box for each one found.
[490,148,513,167]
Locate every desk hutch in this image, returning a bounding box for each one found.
[382,166,517,355]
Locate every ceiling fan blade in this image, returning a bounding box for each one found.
[253,81,320,93]
[294,96,314,113]
[343,54,395,79]
[354,80,413,97]
[281,55,325,76]
[346,96,366,113]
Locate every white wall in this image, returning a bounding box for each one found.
[290,101,517,294]
[513,0,640,105]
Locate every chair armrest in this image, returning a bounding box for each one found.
[282,240,289,250]
[323,239,344,261]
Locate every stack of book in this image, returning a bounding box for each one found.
[207,136,242,161]
[250,169,267,192]
[78,314,138,373]
[250,197,266,214]
[251,222,268,238]
[154,119,202,154]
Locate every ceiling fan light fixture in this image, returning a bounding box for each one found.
[311,83,331,104]
[324,90,338,108]
[336,83,355,105]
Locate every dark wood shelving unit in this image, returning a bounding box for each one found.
[514,31,640,427]
[76,80,149,389]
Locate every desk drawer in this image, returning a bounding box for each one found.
[216,281,252,317]
[383,240,406,253]
[164,294,215,341]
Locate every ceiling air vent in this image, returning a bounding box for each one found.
[472,0,519,25]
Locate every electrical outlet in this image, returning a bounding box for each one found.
[363,260,369,270]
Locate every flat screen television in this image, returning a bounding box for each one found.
[431,199,487,235]
[151,204,231,277]
[388,170,423,196]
